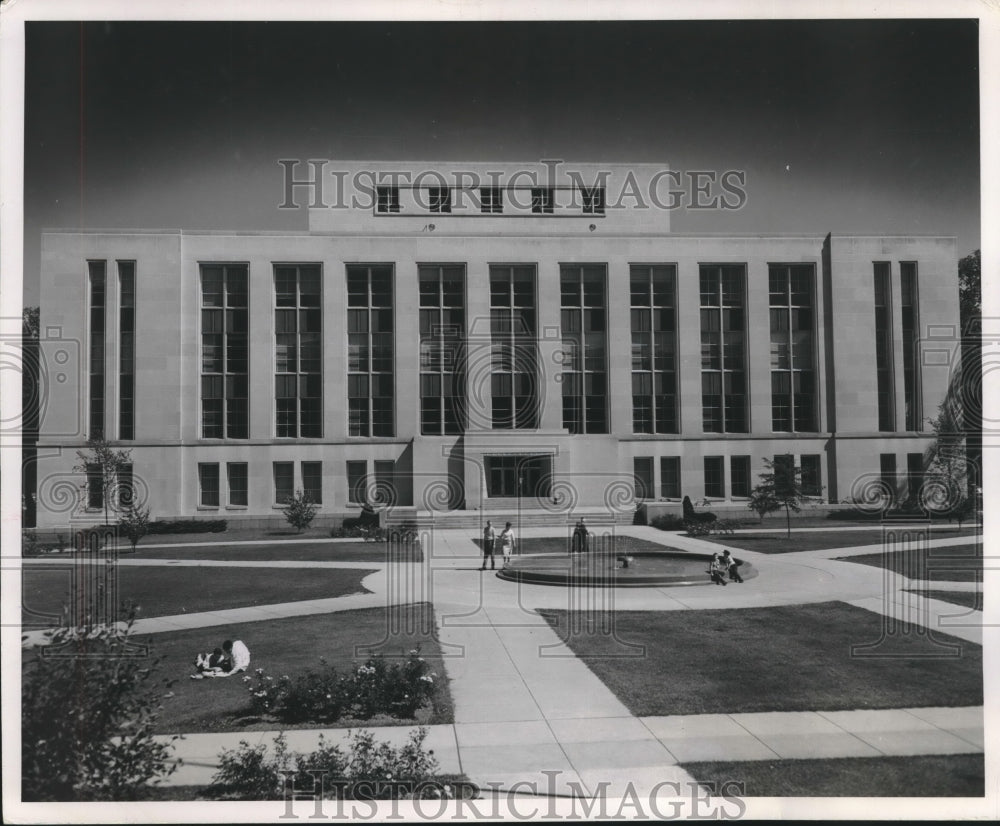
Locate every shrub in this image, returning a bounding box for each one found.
[209,728,460,801]
[21,619,179,801]
[650,514,686,531]
[683,518,744,538]
[118,503,151,552]
[147,519,227,535]
[282,490,319,533]
[245,650,439,724]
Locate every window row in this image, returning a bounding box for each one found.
[375,185,605,216]
[632,454,822,501]
[195,262,825,440]
[196,460,400,508]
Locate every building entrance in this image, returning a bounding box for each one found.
[485,455,552,499]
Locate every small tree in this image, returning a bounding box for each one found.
[282,490,318,534]
[752,457,814,538]
[747,485,781,523]
[925,402,973,530]
[118,503,151,553]
[73,438,133,526]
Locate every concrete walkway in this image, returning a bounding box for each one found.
[28,525,984,796]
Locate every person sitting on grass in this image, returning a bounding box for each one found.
[192,646,227,678]
[708,553,729,586]
[192,639,251,679]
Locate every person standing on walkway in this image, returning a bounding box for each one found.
[481,520,496,571]
[722,550,743,583]
[499,522,516,566]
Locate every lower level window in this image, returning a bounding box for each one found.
[347,461,367,504]
[704,456,724,499]
[302,461,323,504]
[227,462,248,506]
[199,463,220,507]
[660,457,681,499]
[633,457,654,500]
[730,455,750,498]
[801,454,822,496]
[273,461,294,505]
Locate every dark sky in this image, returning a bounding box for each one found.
[23,19,980,304]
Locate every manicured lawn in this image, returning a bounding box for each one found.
[538,601,982,716]
[22,566,376,624]
[699,527,976,554]
[904,590,983,611]
[682,753,984,797]
[473,535,679,556]
[35,539,422,563]
[839,543,982,582]
[131,603,452,733]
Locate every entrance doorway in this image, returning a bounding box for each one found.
[485,455,552,499]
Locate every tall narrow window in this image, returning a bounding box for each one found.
[198,463,220,507]
[302,461,323,505]
[630,265,678,433]
[531,187,554,214]
[275,265,322,438]
[117,463,134,509]
[730,456,751,498]
[700,265,748,433]
[86,463,103,510]
[874,263,895,431]
[420,266,465,434]
[704,457,725,499]
[429,187,451,213]
[633,457,654,500]
[376,186,400,214]
[346,460,367,504]
[660,457,681,499]
[480,186,503,214]
[374,460,396,506]
[774,454,795,498]
[347,266,394,437]
[88,261,106,440]
[801,454,822,496]
[118,261,135,440]
[901,263,921,430]
[200,264,249,438]
[227,462,248,507]
[561,265,608,433]
[769,264,817,432]
[273,461,294,505]
[490,266,538,429]
[880,454,897,502]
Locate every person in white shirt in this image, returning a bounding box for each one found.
[203,639,251,677]
[498,522,516,566]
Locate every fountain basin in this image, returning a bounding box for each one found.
[496,550,757,587]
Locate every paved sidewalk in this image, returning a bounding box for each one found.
[159,704,984,789]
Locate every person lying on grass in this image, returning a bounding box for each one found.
[191,639,251,679]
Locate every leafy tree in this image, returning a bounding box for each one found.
[747,485,781,523]
[282,490,318,533]
[925,403,974,530]
[73,438,133,526]
[21,619,179,800]
[958,249,980,330]
[118,503,151,552]
[750,457,815,538]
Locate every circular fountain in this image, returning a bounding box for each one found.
[496,549,757,587]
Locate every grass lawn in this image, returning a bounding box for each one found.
[904,590,983,611]
[22,566,376,624]
[117,603,452,734]
[538,601,982,716]
[35,539,421,563]
[682,753,984,797]
[473,536,680,556]
[838,543,982,582]
[698,527,976,554]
